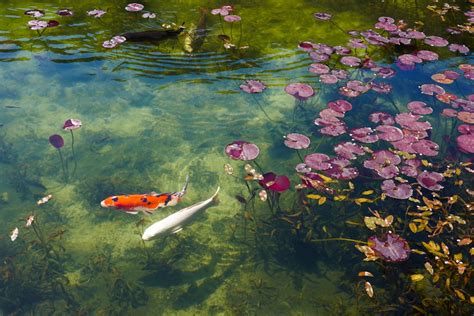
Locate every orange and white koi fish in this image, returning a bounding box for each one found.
[100,176,189,215]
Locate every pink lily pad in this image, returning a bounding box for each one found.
[285,83,315,101]
[381,180,413,199]
[304,153,331,170]
[225,141,260,161]
[368,233,410,262]
[407,101,433,115]
[284,133,311,150]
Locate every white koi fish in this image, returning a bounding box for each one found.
[142,187,219,240]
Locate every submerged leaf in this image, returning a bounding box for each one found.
[410,274,424,282]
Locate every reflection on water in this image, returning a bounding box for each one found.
[0,0,472,314]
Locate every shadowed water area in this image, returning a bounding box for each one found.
[0,0,472,315]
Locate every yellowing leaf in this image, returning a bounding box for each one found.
[318,196,327,205]
[454,253,462,261]
[355,198,372,205]
[448,195,458,204]
[424,262,434,275]
[409,222,418,233]
[410,274,424,282]
[421,159,431,167]
[306,194,321,200]
[364,217,377,230]
[348,182,355,190]
[358,271,374,277]
[334,195,347,201]
[455,168,461,176]
[365,281,374,298]
[455,290,465,301]
[362,190,374,195]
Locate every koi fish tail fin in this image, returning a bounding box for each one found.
[176,175,190,198]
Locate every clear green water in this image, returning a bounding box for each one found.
[0,1,472,315]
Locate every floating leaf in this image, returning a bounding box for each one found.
[409,222,418,233]
[307,194,321,200]
[454,290,465,301]
[457,238,472,246]
[358,271,374,277]
[355,198,373,205]
[410,274,424,282]
[364,217,377,230]
[318,196,327,205]
[365,281,374,298]
[362,190,374,195]
[334,195,347,201]
[424,262,434,275]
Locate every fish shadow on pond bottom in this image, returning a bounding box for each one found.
[140,250,219,288]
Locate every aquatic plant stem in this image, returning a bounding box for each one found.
[230,24,234,41]
[70,130,77,177]
[296,150,304,162]
[311,237,367,244]
[238,21,243,48]
[330,21,347,35]
[57,148,68,182]
[218,15,225,35]
[253,160,264,174]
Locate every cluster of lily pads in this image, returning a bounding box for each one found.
[226,8,472,311]
[211,5,244,50]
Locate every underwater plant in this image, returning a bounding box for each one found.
[62,119,81,177]
[49,134,67,182]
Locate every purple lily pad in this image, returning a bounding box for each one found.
[334,46,352,55]
[325,158,358,180]
[295,163,311,173]
[285,83,315,101]
[313,12,332,21]
[407,101,433,115]
[350,127,379,143]
[391,136,417,153]
[331,69,348,79]
[320,74,339,84]
[398,54,422,66]
[225,141,260,161]
[319,123,347,136]
[369,112,395,125]
[441,108,458,118]
[57,9,74,16]
[348,38,367,49]
[304,153,331,170]
[457,134,474,154]
[62,119,82,130]
[395,113,432,131]
[458,124,474,135]
[284,133,311,150]
[376,67,396,78]
[259,172,290,192]
[363,150,401,179]
[420,84,445,96]
[406,30,426,39]
[368,233,410,262]
[49,134,64,149]
[417,171,444,191]
[449,44,469,54]
[400,159,420,177]
[328,100,352,113]
[412,140,439,156]
[370,82,392,94]
[240,80,266,94]
[416,50,439,61]
[224,15,241,22]
[298,41,317,51]
[381,180,413,199]
[375,125,403,142]
[334,142,366,160]
[309,63,330,75]
[340,56,361,67]
[309,52,330,62]
[424,36,449,47]
[125,3,144,12]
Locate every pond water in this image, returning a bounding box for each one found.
[0,1,472,315]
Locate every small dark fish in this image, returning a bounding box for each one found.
[5,105,21,109]
[217,34,230,42]
[235,195,247,204]
[122,25,185,42]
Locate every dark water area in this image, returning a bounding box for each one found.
[0,0,472,315]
